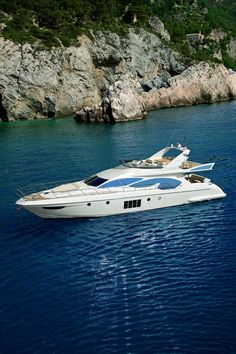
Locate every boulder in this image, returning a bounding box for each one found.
[108,77,146,121]
[75,76,146,122]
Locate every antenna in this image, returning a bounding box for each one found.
[167,129,176,147]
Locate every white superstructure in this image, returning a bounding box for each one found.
[16,144,226,218]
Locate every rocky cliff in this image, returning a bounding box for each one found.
[1,25,236,122]
[144,62,236,110]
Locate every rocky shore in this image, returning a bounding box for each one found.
[1,23,236,122]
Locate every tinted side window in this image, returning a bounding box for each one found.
[124,199,142,209]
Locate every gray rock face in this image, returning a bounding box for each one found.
[208,28,227,43]
[75,62,236,122]
[1,27,236,122]
[227,38,236,60]
[75,77,146,123]
[0,37,100,120]
[0,28,184,121]
[108,76,146,121]
[148,17,170,42]
[144,62,236,110]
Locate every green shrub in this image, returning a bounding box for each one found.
[222,52,236,70]
[1,0,236,51]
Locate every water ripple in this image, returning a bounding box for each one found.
[1,102,236,353]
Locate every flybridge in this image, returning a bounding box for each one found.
[120,143,215,174]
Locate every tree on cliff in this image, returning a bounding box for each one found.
[0,0,236,53]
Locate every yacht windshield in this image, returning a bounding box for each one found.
[163,148,181,158]
[84,175,108,187]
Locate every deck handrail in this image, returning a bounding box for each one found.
[16,182,159,200]
[16,179,83,198]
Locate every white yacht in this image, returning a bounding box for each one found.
[16,144,226,218]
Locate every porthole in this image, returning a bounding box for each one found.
[87,202,91,206]
[106,201,110,205]
[147,198,151,201]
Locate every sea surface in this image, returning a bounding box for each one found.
[0,102,236,353]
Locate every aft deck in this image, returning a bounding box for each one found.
[180,161,200,169]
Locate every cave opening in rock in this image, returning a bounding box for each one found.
[47,111,55,118]
[169,68,179,77]
[141,84,152,92]
[0,94,8,122]
[104,102,115,123]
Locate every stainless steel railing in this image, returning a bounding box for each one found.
[16,181,159,200]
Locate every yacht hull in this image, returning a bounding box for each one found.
[16,183,226,219]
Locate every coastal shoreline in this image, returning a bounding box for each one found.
[1,27,236,123]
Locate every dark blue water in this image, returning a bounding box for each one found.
[0,102,236,353]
